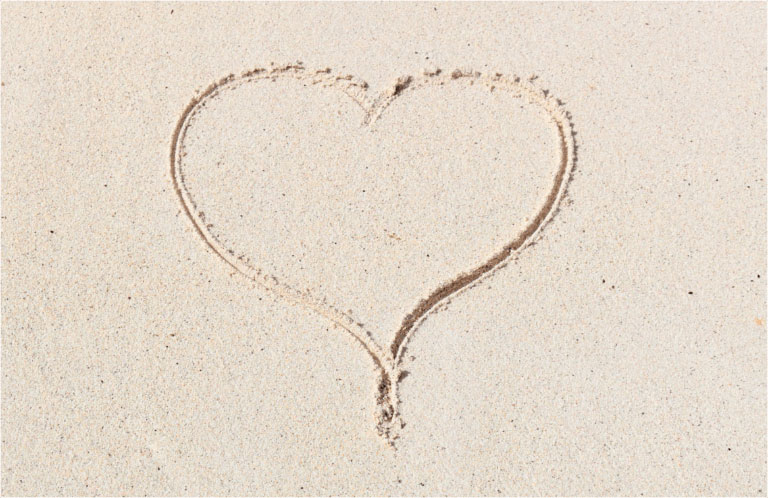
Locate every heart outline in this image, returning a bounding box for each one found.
[170,64,576,445]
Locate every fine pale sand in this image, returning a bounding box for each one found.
[2,3,766,496]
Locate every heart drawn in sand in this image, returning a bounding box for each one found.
[170,64,575,445]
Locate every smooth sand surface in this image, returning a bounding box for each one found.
[2,3,766,495]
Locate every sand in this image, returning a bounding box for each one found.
[2,2,766,496]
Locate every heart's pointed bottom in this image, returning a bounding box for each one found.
[375,368,403,446]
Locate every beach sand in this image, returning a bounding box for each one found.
[2,3,765,495]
